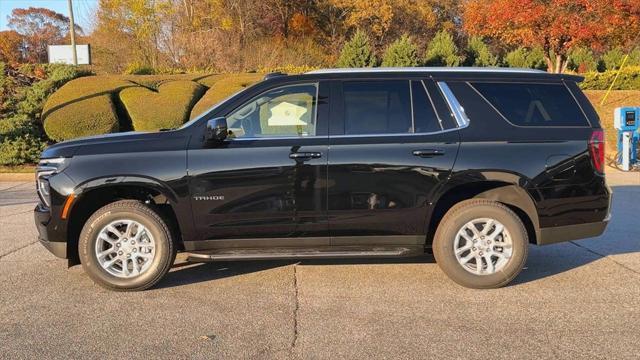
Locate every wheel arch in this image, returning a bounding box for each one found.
[426,181,539,247]
[65,177,184,266]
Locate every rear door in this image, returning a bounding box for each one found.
[327,79,460,244]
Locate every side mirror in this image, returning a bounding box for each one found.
[205,117,228,142]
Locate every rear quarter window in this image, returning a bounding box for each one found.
[471,82,590,127]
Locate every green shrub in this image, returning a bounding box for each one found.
[464,37,497,67]
[0,114,46,165]
[581,66,640,90]
[124,62,155,75]
[44,95,120,141]
[121,80,206,130]
[425,30,463,67]
[504,47,547,70]
[190,73,263,119]
[600,47,640,71]
[568,46,597,73]
[336,30,376,68]
[382,35,419,67]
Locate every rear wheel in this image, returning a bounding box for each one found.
[79,200,176,291]
[433,199,528,289]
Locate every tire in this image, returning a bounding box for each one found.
[79,200,176,291]
[433,199,528,289]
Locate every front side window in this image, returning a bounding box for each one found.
[343,81,412,135]
[226,83,318,138]
[472,82,589,127]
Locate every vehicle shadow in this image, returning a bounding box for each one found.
[158,185,638,289]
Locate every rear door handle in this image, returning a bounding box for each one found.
[289,152,322,160]
[412,149,445,157]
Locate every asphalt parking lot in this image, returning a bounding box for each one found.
[1,170,639,359]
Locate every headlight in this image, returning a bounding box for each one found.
[36,157,70,208]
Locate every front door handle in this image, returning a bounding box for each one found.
[412,149,445,157]
[289,152,322,160]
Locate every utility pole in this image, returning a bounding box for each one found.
[67,0,78,65]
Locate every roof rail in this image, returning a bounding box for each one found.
[306,67,546,75]
[264,72,288,80]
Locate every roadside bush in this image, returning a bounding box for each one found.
[0,63,90,165]
[121,80,206,130]
[0,114,46,165]
[600,47,640,71]
[581,67,640,90]
[124,62,155,75]
[336,30,376,68]
[567,47,597,73]
[190,73,263,119]
[504,47,547,70]
[382,35,419,67]
[463,37,497,67]
[425,30,463,67]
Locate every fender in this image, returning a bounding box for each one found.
[425,169,541,244]
[67,175,196,245]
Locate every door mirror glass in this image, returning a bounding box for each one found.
[205,117,228,142]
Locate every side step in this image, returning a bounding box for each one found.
[186,246,423,262]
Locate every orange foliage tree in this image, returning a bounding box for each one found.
[463,0,640,73]
[0,30,25,63]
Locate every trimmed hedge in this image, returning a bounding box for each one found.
[41,73,262,140]
[43,76,135,141]
[190,73,263,119]
[44,95,120,141]
[121,80,206,131]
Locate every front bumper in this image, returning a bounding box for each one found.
[34,204,67,258]
[537,220,608,245]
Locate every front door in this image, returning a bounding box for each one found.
[327,79,460,244]
[188,82,329,246]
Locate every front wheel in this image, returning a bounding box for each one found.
[79,200,176,291]
[433,199,528,289]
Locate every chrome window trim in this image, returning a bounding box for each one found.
[331,127,461,139]
[420,80,444,131]
[437,82,470,128]
[409,80,415,133]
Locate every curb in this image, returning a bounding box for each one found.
[0,173,34,182]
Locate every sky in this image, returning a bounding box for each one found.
[0,0,98,33]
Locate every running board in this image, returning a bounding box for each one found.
[185,246,423,262]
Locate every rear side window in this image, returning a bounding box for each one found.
[343,81,412,135]
[472,82,589,127]
[411,81,442,133]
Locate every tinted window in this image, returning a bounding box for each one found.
[411,81,441,133]
[472,82,588,127]
[226,83,317,138]
[424,80,457,129]
[343,81,412,135]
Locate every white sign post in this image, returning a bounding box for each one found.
[47,45,91,65]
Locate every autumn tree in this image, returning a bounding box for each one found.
[463,0,640,73]
[0,31,25,63]
[7,7,82,63]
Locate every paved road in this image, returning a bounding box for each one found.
[1,172,639,359]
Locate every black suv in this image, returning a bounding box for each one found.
[34,68,611,291]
